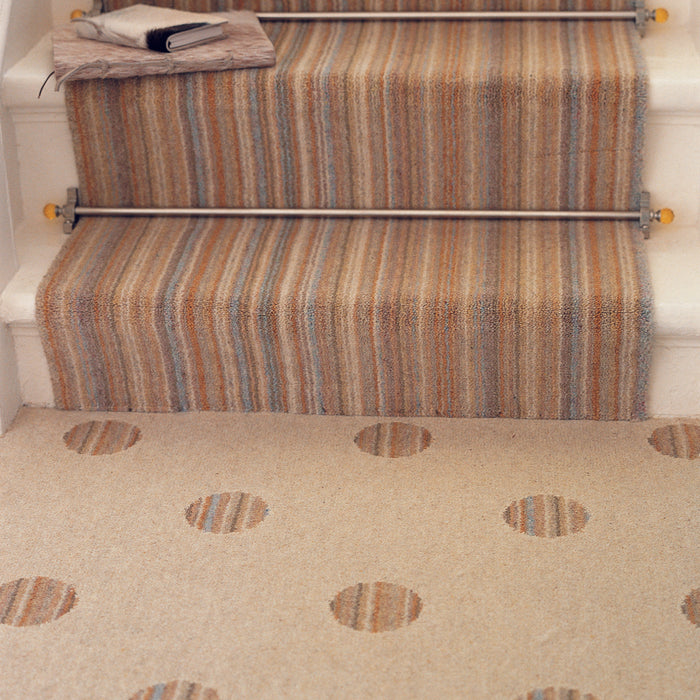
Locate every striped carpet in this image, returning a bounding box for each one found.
[37,216,651,419]
[39,17,652,419]
[65,20,646,212]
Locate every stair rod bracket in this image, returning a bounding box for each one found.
[43,187,78,235]
[45,188,674,238]
[640,190,653,237]
[634,0,667,37]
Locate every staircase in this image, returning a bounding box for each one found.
[1,0,700,424]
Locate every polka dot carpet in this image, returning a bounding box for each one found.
[0,411,698,698]
[0,577,77,627]
[330,582,422,632]
[128,680,220,700]
[514,690,598,700]
[502,495,590,538]
[682,588,700,628]
[63,419,141,455]
[185,492,268,533]
[648,423,700,459]
[354,421,431,457]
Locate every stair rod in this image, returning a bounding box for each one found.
[258,10,658,21]
[45,189,674,238]
[255,5,669,35]
[78,3,668,35]
[260,11,626,18]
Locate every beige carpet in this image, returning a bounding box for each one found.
[1,408,699,699]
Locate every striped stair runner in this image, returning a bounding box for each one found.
[37,10,653,419]
[65,20,645,212]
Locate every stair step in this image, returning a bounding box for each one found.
[65,19,646,212]
[36,215,652,419]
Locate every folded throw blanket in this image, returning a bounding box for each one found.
[72,4,227,52]
[52,10,276,86]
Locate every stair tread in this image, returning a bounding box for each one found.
[3,217,700,341]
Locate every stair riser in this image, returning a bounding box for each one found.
[7,324,700,416]
[646,115,700,228]
[65,21,646,212]
[11,111,699,231]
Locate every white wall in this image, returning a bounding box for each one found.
[0,145,20,433]
[0,0,54,432]
[0,0,21,433]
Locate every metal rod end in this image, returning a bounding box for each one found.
[43,203,59,221]
[654,208,675,224]
[653,8,669,23]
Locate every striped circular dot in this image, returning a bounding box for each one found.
[503,494,590,537]
[515,689,599,700]
[185,491,268,533]
[129,681,220,700]
[354,422,431,457]
[0,577,77,626]
[648,423,700,459]
[63,420,141,455]
[681,588,700,627]
[330,582,422,632]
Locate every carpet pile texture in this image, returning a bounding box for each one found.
[1,409,698,698]
[38,17,652,419]
[38,217,651,418]
[65,20,646,212]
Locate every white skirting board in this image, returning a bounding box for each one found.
[2,16,700,418]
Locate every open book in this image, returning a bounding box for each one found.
[72,4,227,52]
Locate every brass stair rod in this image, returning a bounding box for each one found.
[71,206,643,220]
[259,11,637,20]
[44,188,675,238]
[77,4,669,32]
[256,6,669,30]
